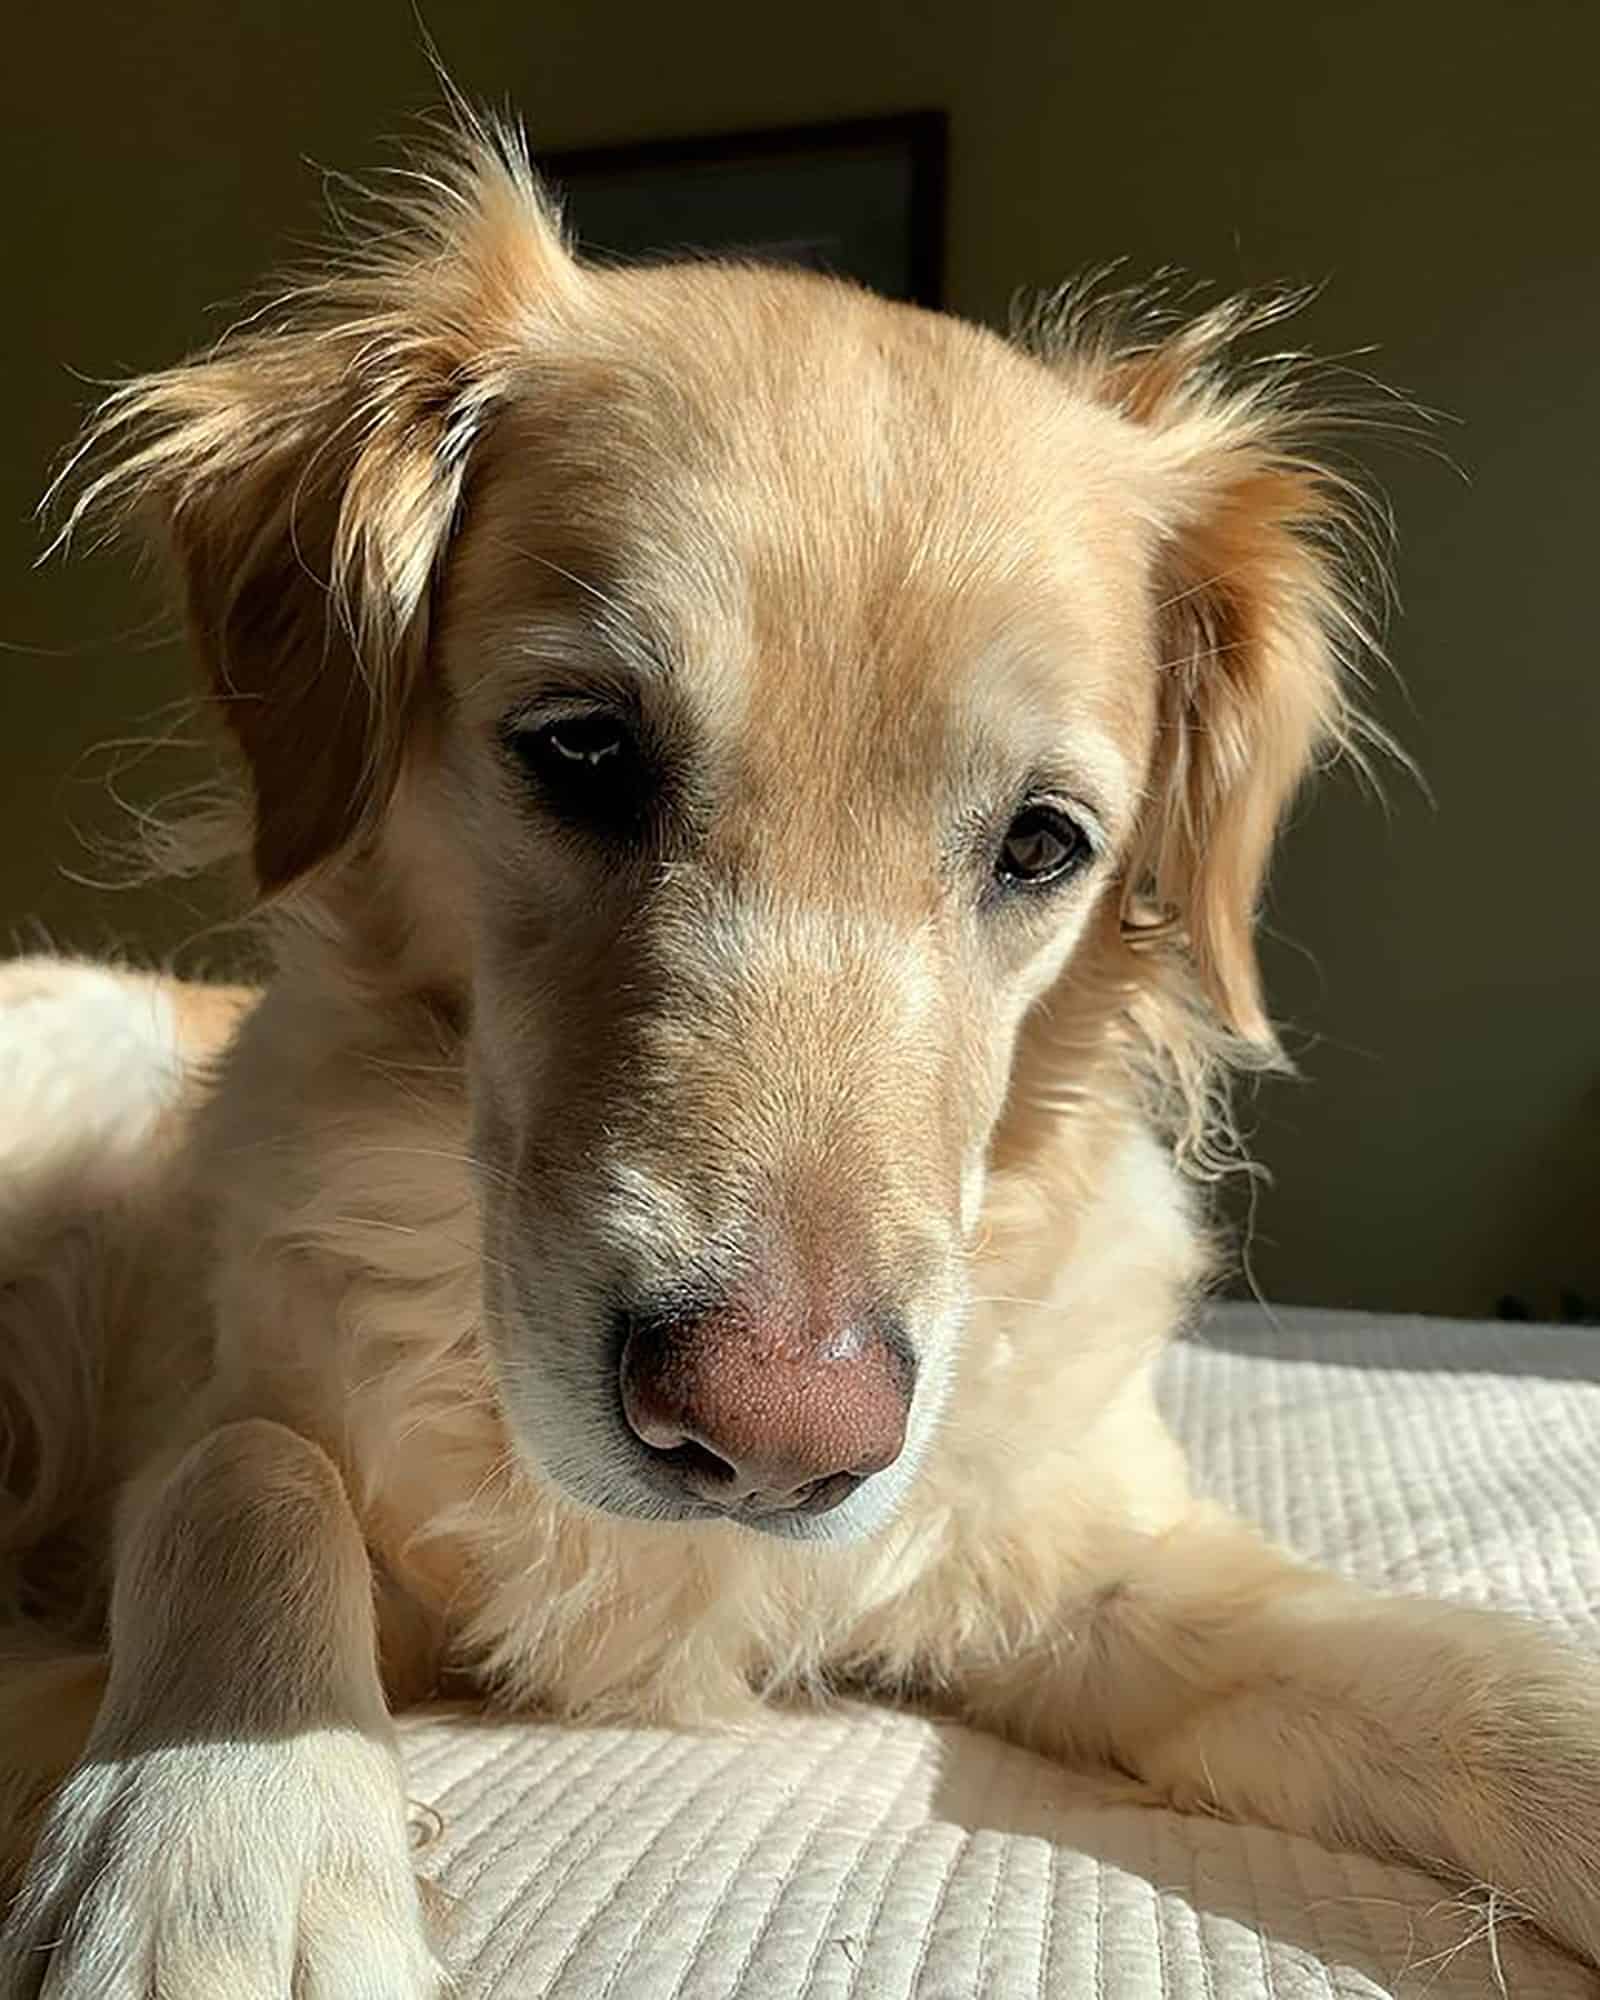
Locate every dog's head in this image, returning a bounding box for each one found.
[73,120,1374,1541]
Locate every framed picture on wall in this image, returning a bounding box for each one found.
[539,111,948,310]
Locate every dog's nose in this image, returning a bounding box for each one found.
[619,1300,914,1516]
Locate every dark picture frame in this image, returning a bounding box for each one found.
[540,111,948,310]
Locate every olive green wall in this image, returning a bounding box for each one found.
[3,2,1596,1316]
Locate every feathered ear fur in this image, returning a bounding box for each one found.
[1024,287,1387,1055]
[54,116,583,893]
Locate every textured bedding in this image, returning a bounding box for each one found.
[404,1306,1600,1997]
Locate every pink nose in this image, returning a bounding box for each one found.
[619,1301,914,1516]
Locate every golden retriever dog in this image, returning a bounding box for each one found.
[2,112,1596,1995]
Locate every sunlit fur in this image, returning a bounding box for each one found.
[3,113,1597,1995]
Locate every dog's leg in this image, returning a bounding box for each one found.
[0,1418,438,1999]
[962,1501,1600,1968]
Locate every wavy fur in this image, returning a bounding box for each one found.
[7,114,1598,1998]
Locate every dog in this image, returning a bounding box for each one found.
[2,110,1597,1996]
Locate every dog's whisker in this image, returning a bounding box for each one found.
[339,1142,529,1205]
[965,1293,1065,1312]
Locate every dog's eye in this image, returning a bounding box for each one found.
[996,805,1088,888]
[504,711,649,834]
[540,716,630,769]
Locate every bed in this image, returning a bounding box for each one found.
[403,1305,1600,1997]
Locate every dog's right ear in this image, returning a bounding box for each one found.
[57,117,583,894]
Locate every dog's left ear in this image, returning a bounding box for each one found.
[1043,294,1379,1054]
[56,116,584,894]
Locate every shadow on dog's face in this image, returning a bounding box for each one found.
[82,124,1358,1543]
[433,269,1159,1540]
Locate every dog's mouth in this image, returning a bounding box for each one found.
[624,1433,873,1523]
[480,1220,936,1541]
[489,1307,933,1543]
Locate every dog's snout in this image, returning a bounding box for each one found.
[619,1299,915,1517]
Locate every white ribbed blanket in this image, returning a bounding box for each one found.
[404,1307,1600,1997]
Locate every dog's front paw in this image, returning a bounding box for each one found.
[0,1730,440,1999]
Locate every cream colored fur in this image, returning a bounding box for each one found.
[3,115,1598,1997]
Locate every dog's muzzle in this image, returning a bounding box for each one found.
[618,1294,916,1520]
